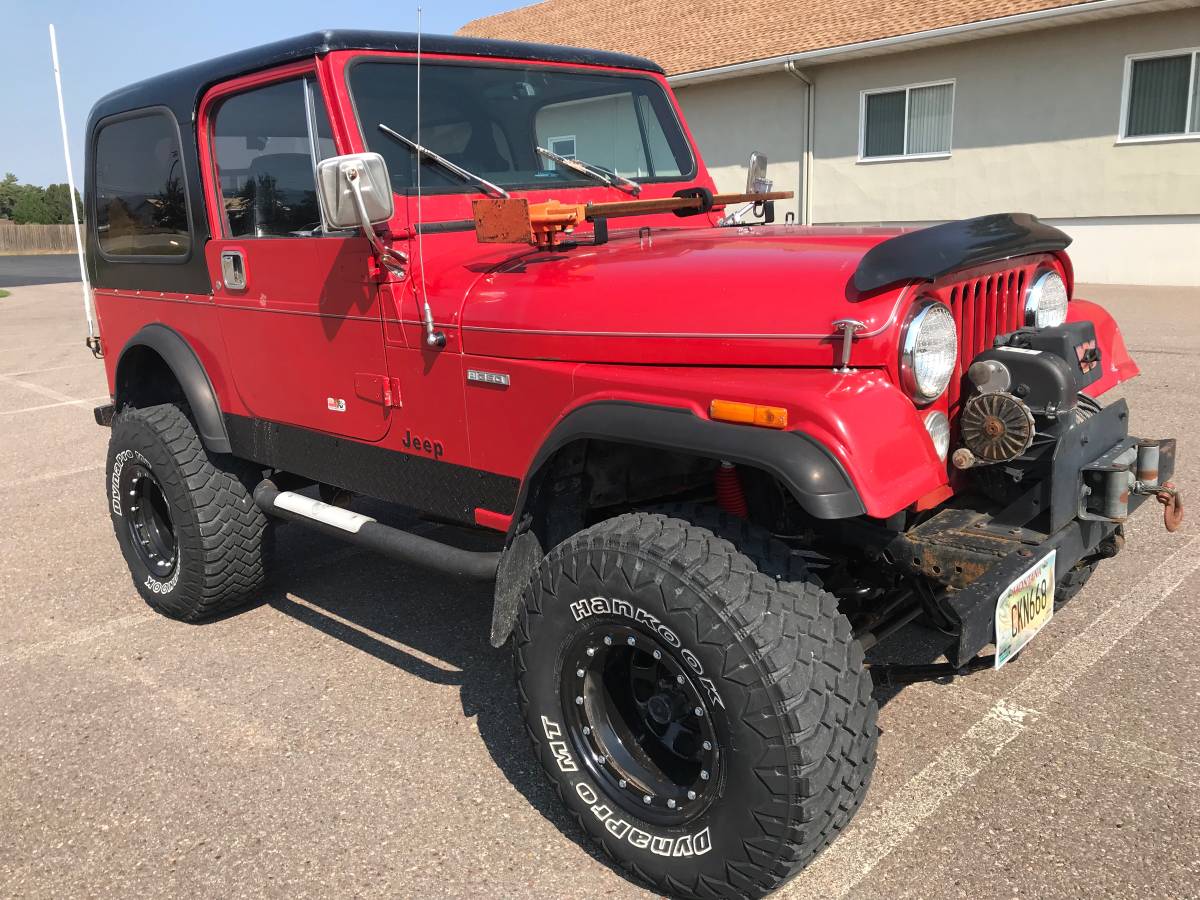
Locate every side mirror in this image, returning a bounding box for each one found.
[315,152,394,230]
[746,152,772,195]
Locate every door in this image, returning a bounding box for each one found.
[203,70,393,441]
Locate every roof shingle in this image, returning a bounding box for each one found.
[458,0,1104,75]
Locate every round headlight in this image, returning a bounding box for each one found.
[1025,270,1068,328]
[900,301,958,403]
[924,410,951,461]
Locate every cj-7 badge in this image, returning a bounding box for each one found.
[467,369,510,387]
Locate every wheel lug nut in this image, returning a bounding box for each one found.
[700,770,710,781]
[582,726,591,736]
[667,799,677,809]
[643,795,652,804]
[576,668,585,677]
[603,636,613,646]
[702,740,711,751]
[618,779,627,788]
[694,706,704,717]
[575,696,584,705]
[687,790,697,800]
[595,754,606,765]
[676,675,685,685]
[586,647,596,657]
[626,636,636,646]
[652,649,661,659]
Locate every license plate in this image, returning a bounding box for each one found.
[994,550,1056,669]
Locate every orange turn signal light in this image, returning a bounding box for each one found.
[709,399,788,430]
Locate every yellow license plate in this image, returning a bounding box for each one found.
[994,550,1056,669]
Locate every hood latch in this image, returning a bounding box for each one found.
[832,319,865,373]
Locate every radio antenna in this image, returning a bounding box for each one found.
[49,25,100,358]
[414,8,444,348]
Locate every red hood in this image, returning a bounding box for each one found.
[456,224,912,367]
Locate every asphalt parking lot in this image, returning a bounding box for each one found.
[1,269,1198,898]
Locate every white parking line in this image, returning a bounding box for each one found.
[787,532,1200,898]
[0,371,78,404]
[1,395,108,416]
[0,546,371,668]
[284,594,462,673]
[0,612,157,668]
[944,684,1200,789]
[2,463,104,490]
[0,361,101,377]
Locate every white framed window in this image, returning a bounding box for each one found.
[546,134,577,168]
[1119,47,1200,143]
[858,80,955,162]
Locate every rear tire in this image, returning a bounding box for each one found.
[106,402,269,621]
[515,511,878,899]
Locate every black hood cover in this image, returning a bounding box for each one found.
[852,213,1071,295]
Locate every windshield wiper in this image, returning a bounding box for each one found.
[378,123,509,198]
[535,146,641,196]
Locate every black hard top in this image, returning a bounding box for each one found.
[84,31,663,296]
[89,29,663,126]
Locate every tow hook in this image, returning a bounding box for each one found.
[1153,483,1184,533]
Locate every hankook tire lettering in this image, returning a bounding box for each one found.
[568,597,724,710]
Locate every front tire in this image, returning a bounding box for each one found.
[106,402,269,621]
[515,511,878,898]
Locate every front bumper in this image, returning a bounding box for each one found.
[881,401,1176,666]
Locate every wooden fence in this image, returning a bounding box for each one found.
[0,221,77,253]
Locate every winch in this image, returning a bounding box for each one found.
[951,322,1181,532]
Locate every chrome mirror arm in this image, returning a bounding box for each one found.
[344,163,445,349]
[344,163,408,277]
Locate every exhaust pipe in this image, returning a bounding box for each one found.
[253,479,500,581]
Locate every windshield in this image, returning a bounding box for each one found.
[347,60,695,195]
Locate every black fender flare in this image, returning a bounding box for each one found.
[115,324,232,454]
[513,401,865,525]
[489,400,865,646]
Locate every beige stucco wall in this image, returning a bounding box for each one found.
[670,7,1200,284]
[674,71,807,211]
[809,8,1200,223]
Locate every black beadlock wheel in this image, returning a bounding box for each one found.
[123,460,178,580]
[561,620,723,826]
[515,510,878,899]
[106,402,270,621]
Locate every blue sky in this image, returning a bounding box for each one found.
[3,1,519,188]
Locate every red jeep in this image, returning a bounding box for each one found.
[87,30,1180,898]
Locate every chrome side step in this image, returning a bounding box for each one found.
[253,480,500,581]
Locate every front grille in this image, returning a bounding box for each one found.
[944,267,1031,404]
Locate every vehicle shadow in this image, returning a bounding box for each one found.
[253,509,634,882]
[251,505,964,881]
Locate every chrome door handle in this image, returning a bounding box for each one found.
[220,250,247,291]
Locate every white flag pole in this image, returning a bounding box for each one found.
[48,24,100,357]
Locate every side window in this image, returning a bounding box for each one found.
[544,134,576,172]
[212,77,336,238]
[548,135,577,160]
[1122,49,1199,139]
[860,81,954,161]
[94,111,190,257]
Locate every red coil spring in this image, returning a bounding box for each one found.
[715,461,748,518]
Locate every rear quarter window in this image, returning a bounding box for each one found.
[93,110,191,258]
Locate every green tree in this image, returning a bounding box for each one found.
[44,183,83,223]
[12,191,53,224]
[0,175,83,224]
[0,173,22,220]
